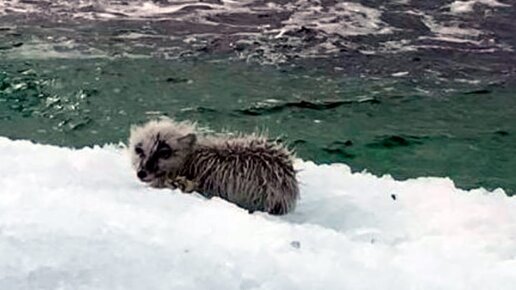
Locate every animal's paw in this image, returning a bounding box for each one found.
[171,176,196,193]
[163,177,178,189]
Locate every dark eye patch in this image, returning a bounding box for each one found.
[135,147,144,156]
[158,147,172,159]
[156,142,174,159]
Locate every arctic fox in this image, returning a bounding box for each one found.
[128,119,299,215]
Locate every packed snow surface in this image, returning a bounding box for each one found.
[1,137,515,290]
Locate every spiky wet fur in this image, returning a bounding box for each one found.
[128,118,299,215]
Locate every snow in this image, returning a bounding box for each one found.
[1,137,516,290]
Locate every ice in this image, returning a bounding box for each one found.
[1,137,516,289]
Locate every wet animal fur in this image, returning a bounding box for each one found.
[128,119,299,215]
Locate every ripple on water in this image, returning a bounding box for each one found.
[0,0,514,63]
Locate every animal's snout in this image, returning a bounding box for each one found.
[137,170,148,180]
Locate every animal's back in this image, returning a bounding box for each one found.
[181,137,299,214]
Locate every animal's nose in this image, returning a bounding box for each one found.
[137,170,147,179]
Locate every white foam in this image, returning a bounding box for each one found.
[411,11,513,52]
[2,0,512,58]
[0,137,515,289]
[391,71,409,77]
[0,36,154,60]
[420,14,482,43]
[1,38,108,60]
[0,0,271,24]
[449,0,509,14]
[276,1,392,38]
[86,2,222,21]
[1,0,392,37]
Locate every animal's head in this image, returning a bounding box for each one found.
[128,118,197,183]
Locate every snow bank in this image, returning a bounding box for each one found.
[0,137,515,290]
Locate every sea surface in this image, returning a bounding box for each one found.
[0,0,515,193]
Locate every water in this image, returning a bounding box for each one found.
[0,0,515,193]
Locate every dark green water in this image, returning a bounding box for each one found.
[1,0,515,194]
[1,57,515,194]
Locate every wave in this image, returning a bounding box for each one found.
[0,0,513,62]
[237,98,380,116]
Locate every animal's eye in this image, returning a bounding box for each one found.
[158,148,172,159]
[135,147,144,156]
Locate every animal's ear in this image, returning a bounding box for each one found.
[177,133,196,147]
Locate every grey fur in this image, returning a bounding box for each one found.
[128,118,299,215]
